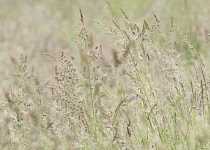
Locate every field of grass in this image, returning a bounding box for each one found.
[0,0,210,149]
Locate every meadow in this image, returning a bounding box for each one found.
[0,0,210,149]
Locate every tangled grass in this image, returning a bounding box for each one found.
[0,2,210,150]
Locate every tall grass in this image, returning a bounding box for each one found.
[1,2,210,150]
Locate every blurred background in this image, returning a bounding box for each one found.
[0,0,209,89]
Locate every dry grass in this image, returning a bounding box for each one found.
[0,1,210,150]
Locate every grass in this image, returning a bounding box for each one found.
[0,0,210,150]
